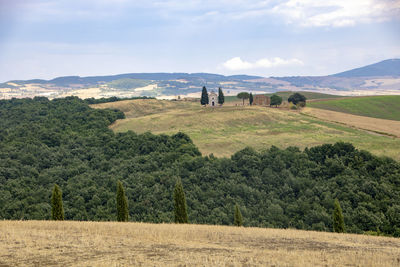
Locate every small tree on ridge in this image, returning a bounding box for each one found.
[200,86,209,106]
[270,94,282,107]
[218,87,225,105]
[288,92,306,106]
[237,92,250,106]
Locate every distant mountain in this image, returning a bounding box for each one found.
[8,73,263,87]
[333,59,400,78]
[272,59,400,91]
[1,59,400,99]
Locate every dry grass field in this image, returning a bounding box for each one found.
[307,95,400,121]
[92,99,400,160]
[1,221,400,267]
[302,107,400,138]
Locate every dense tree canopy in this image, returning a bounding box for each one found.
[270,94,283,107]
[0,97,399,236]
[288,93,307,105]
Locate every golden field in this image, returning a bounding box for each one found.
[1,220,400,266]
[302,107,400,138]
[92,99,400,160]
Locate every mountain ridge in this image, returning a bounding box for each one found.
[1,59,399,99]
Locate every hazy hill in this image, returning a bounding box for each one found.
[7,73,263,87]
[1,59,400,99]
[272,59,400,92]
[333,59,400,77]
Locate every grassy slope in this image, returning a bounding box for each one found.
[225,91,341,103]
[2,221,400,266]
[308,95,400,121]
[93,99,400,160]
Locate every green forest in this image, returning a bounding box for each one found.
[1,97,399,236]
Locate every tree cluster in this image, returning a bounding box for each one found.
[0,97,399,236]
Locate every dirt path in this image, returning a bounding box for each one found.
[302,107,400,138]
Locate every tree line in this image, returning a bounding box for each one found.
[52,177,347,232]
[0,97,399,236]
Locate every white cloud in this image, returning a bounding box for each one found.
[272,0,400,27]
[13,0,400,27]
[222,57,303,71]
[150,0,400,27]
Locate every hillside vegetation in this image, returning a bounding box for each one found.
[2,221,400,267]
[308,95,400,121]
[224,91,341,103]
[98,99,400,160]
[1,97,400,236]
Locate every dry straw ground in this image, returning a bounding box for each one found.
[302,107,400,138]
[1,221,400,266]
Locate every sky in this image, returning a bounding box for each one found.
[0,0,399,82]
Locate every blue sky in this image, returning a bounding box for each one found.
[0,0,399,81]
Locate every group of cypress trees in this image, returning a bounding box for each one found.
[200,86,225,106]
[50,181,345,233]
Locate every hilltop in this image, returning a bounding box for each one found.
[94,98,400,160]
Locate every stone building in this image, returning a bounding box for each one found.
[209,92,218,107]
[253,95,270,106]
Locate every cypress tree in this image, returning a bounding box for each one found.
[234,204,243,226]
[200,86,209,106]
[51,184,64,221]
[173,179,189,223]
[249,93,254,106]
[116,180,129,222]
[333,199,345,233]
[218,87,225,105]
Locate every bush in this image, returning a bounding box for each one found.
[297,101,306,108]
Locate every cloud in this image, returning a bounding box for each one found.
[271,0,400,27]
[222,57,303,71]
[11,0,400,27]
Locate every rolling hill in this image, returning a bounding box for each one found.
[272,59,400,92]
[308,95,400,121]
[333,59,400,78]
[1,97,400,242]
[93,99,400,160]
[1,59,400,99]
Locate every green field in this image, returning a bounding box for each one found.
[94,99,400,160]
[225,91,341,103]
[308,95,400,121]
